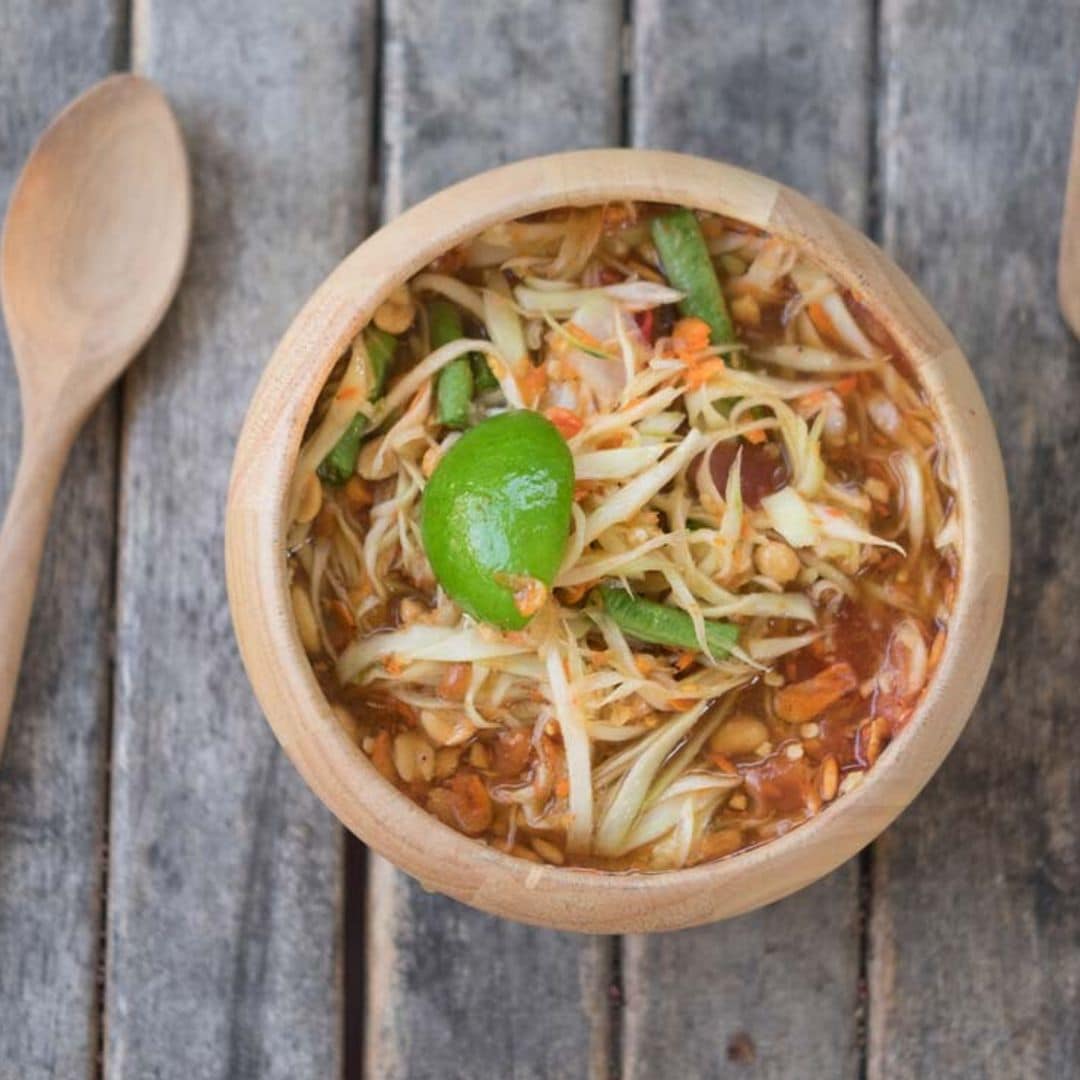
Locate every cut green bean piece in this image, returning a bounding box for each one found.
[428,298,498,392]
[650,207,735,346]
[365,326,397,401]
[429,298,465,347]
[430,300,476,429]
[437,360,473,429]
[471,352,499,392]
[595,585,739,658]
[317,413,368,485]
[316,328,395,485]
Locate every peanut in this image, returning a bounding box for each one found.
[373,285,415,334]
[393,731,434,783]
[754,540,801,584]
[708,715,769,757]
[420,709,475,747]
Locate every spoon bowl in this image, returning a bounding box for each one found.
[0,74,191,754]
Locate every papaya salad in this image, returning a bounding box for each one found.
[285,202,958,871]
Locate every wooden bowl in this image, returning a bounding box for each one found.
[225,150,1008,933]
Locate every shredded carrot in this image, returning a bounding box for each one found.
[595,429,632,448]
[518,362,548,406]
[633,654,657,676]
[544,406,584,439]
[807,300,838,345]
[833,375,858,397]
[706,752,738,774]
[683,357,727,389]
[666,697,697,711]
[743,426,767,445]
[335,385,362,402]
[673,650,696,673]
[673,316,711,355]
[564,322,604,352]
[774,662,858,724]
[554,777,570,799]
[796,388,829,412]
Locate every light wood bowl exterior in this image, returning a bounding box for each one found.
[225,150,1008,933]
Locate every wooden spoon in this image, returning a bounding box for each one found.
[1060,87,1080,336]
[0,74,190,756]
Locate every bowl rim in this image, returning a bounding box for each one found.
[225,148,1009,933]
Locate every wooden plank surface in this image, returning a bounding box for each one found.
[104,3,376,1076]
[380,0,623,218]
[630,0,872,227]
[364,4,623,1078]
[2,4,1073,1079]
[0,4,124,1078]
[868,3,1080,1077]
[622,3,872,1077]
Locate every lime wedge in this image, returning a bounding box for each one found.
[421,411,574,628]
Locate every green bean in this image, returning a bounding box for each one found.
[316,327,396,485]
[471,352,499,392]
[650,207,735,346]
[595,585,739,658]
[317,414,368,485]
[429,300,475,429]
[365,326,397,401]
[429,298,465,346]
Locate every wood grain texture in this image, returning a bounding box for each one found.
[623,3,869,1076]
[105,3,375,1076]
[0,73,191,754]
[381,0,623,219]
[367,857,611,1080]
[0,3,124,1077]
[630,0,872,228]
[365,3,621,1075]
[869,3,1080,1077]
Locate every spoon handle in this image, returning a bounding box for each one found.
[0,432,70,758]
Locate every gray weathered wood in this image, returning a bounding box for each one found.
[622,3,870,1077]
[630,0,872,228]
[105,3,376,1076]
[381,0,623,219]
[868,3,1080,1077]
[0,4,123,1078]
[364,4,623,1078]
[367,857,612,1080]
